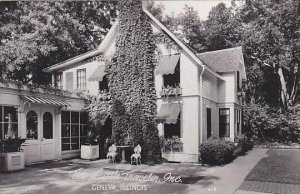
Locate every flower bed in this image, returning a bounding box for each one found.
[254,142,300,149]
[160,136,183,153]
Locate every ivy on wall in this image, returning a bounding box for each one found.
[106,0,161,164]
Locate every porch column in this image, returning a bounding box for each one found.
[55,108,62,160]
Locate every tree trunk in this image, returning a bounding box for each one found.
[277,67,288,110]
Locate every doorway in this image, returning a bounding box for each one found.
[23,107,56,163]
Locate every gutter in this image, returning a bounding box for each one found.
[199,65,205,155]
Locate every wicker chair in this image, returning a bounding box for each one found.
[107,144,118,163]
[130,144,141,165]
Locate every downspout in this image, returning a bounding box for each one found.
[199,65,205,155]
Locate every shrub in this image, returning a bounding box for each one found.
[200,138,235,165]
[0,137,26,152]
[243,103,300,144]
[236,134,253,153]
[233,146,243,158]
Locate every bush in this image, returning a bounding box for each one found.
[236,134,253,153]
[243,103,300,144]
[200,138,235,165]
[233,146,243,158]
[0,137,26,152]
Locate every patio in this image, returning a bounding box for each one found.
[0,148,267,194]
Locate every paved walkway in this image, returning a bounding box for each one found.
[184,148,268,194]
[235,149,300,194]
[0,149,267,194]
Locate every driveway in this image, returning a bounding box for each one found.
[0,149,267,194]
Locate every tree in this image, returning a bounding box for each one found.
[107,0,161,164]
[0,1,117,84]
[237,0,300,110]
[203,3,241,51]
[177,5,206,52]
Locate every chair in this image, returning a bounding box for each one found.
[107,144,118,163]
[130,144,141,165]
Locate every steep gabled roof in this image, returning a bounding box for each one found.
[142,9,224,80]
[43,7,226,81]
[197,47,244,73]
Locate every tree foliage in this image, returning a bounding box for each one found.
[107,0,161,164]
[148,0,300,142]
[0,1,117,84]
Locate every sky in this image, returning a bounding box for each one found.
[155,0,232,20]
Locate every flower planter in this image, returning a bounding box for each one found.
[0,151,25,172]
[80,144,99,160]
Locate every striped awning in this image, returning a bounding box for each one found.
[20,96,70,106]
[156,103,181,124]
[88,65,106,82]
[155,54,180,75]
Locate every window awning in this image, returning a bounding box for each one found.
[20,96,70,106]
[156,103,181,124]
[88,65,106,82]
[155,54,180,75]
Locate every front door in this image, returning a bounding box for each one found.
[23,107,56,163]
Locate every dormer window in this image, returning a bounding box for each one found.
[77,69,86,91]
[54,73,63,89]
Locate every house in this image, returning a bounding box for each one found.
[0,6,246,163]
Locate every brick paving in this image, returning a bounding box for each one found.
[237,180,300,194]
[236,149,300,194]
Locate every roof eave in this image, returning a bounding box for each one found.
[43,22,118,73]
[142,8,225,81]
[43,49,101,73]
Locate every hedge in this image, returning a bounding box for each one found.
[200,138,235,165]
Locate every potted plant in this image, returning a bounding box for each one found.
[0,137,26,172]
[80,130,100,160]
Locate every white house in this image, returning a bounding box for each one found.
[0,6,246,164]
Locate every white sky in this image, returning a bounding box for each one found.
[155,0,232,20]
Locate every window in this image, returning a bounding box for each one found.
[43,112,53,139]
[26,111,38,140]
[77,69,86,91]
[219,108,230,138]
[61,111,88,151]
[54,73,63,89]
[164,114,181,138]
[237,71,240,91]
[163,61,180,87]
[99,75,109,92]
[207,108,212,139]
[0,106,18,140]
